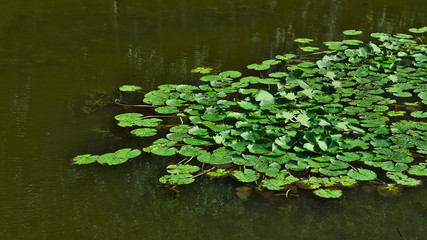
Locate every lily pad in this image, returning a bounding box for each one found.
[409,26,427,34]
[155,106,179,114]
[232,169,260,183]
[159,174,195,185]
[151,147,178,156]
[131,128,158,137]
[73,154,98,165]
[178,145,207,157]
[347,168,377,181]
[410,111,427,118]
[294,38,314,43]
[313,188,343,198]
[166,164,200,174]
[300,46,320,52]
[343,30,363,35]
[206,169,229,177]
[119,85,142,92]
[407,164,427,176]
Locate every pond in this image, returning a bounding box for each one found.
[0,1,426,239]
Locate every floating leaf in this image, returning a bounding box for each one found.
[131,128,157,137]
[276,54,296,60]
[155,106,179,114]
[151,147,178,156]
[95,149,141,166]
[260,177,286,190]
[115,113,143,127]
[219,70,242,78]
[300,46,320,52]
[409,26,427,34]
[178,145,207,157]
[114,148,141,160]
[206,169,229,177]
[167,164,200,174]
[319,168,348,177]
[170,124,191,133]
[191,67,213,74]
[343,30,363,36]
[159,174,195,185]
[232,169,260,183]
[73,154,98,165]
[407,164,427,176]
[342,39,363,45]
[247,63,270,71]
[410,111,427,118]
[183,137,210,146]
[255,90,275,109]
[294,38,314,43]
[119,85,142,92]
[347,168,377,181]
[336,152,361,162]
[136,118,163,127]
[381,161,408,172]
[313,189,342,198]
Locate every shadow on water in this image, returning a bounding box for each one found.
[0,0,426,239]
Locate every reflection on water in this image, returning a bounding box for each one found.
[0,0,426,239]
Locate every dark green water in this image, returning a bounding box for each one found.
[1,1,426,239]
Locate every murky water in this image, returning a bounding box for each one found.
[1,1,426,239]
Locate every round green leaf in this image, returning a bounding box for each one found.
[155,106,179,114]
[219,70,242,78]
[313,189,343,198]
[347,168,377,181]
[178,145,207,157]
[232,169,260,183]
[115,148,141,159]
[343,30,362,35]
[167,164,200,174]
[151,147,178,156]
[73,154,98,165]
[131,128,158,137]
[159,174,195,185]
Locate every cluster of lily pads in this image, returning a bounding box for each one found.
[74,27,427,199]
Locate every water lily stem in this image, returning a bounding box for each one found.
[285,189,291,198]
[177,158,188,165]
[347,163,358,171]
[192,167,216,178]
[115,101,156,108]
[183,157,194,165]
